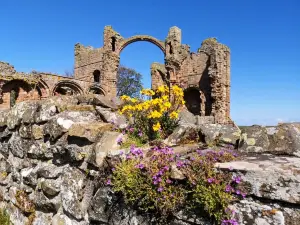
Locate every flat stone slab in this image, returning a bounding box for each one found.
[215,154,300,204]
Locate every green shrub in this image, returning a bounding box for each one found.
[106,146,244,224]
[0,209,11,225]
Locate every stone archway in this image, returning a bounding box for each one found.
[118,35,166,55]
[88,84,105,95]
[52,80,83,96]
[1,79,42,109]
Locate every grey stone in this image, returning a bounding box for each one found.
[178,109,197,125]
[95,106,128,129]
[164,124,199,146]
[8,132,33,158]
[61,167,86,220]
[239,125,270,153]
[91,131,125,167]
[268,123,300,157]
[198,123,241,147]
[91,94,118,109]
[215,154,300,204]
[6,100,39,129]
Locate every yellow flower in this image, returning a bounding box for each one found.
[130,98,138,103]
[140,89,155,96]
[170,111,179,119]
[162,95,169,101]
[120,95,131,101]
[148,110,162,119]
[153,122,161,131]
[164,102,171,108]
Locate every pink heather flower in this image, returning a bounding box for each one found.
[135,164,145,169]
[163,166,170,171]
[129,127,134,132]
[158,187,164,192]
[207,178,214,183]
[138,131,143,137]
[166,179,172,184]
[225,185,232,193]
[106,179,111,185]
[119,151,124,155]
[242,193,247,198]
[229,166,233,171]
[111,168,115,172]
[233,176,242,184]
[221,219,238,225]
[117,137,123,145]
[236,190,241,195]
[176,161,184,168]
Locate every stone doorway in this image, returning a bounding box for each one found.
[184,88,201,115]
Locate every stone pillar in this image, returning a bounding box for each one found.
[102,26,123,97]
[200,90,206,116]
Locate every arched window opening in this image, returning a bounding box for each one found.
[111,37,116,52]
[93,70,101,83]
[168,42,173,54]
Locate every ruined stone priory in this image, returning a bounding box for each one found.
[0,25,231,124]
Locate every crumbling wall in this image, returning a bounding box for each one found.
[0,98,300,225]
[1,26,231,124]
[73,26,231,124]
[0,61,16,75]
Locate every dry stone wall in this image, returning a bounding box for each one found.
[0,97,299,225]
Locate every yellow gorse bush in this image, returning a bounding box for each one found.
[119,85,185,136]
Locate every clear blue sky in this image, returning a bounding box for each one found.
[0,0,299,125]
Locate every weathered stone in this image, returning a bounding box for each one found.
[268,123,300,157]
[40,179,61,197]
[32,124,44,139]
[61,167,86,220]
[37,164,67,179]
[178,109,197,125]
[52,212,88,225]
[35,103,57,123]
[0,109,9,127]
[8,132,33,158]
[230,199,300,225]
[44,111,99,140]
[91,131,125,167]
[28,141,53,159]
[21,166,38,186]
[32,211,53,225]
[32,190,60,212]
[19,124,32,139]
[215,154,300,204]
[65,144,93,162]
[0,127,12,140]
[198,123,241,147]
[68,122,112,142]
[170,164,185,180]
[6,101,39,129]
[91,95,118,109]
[164,124,199,146]
[43,95,79,113]
[95,106,128,129]
[88,187,110,223]
[239,125,270,153]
